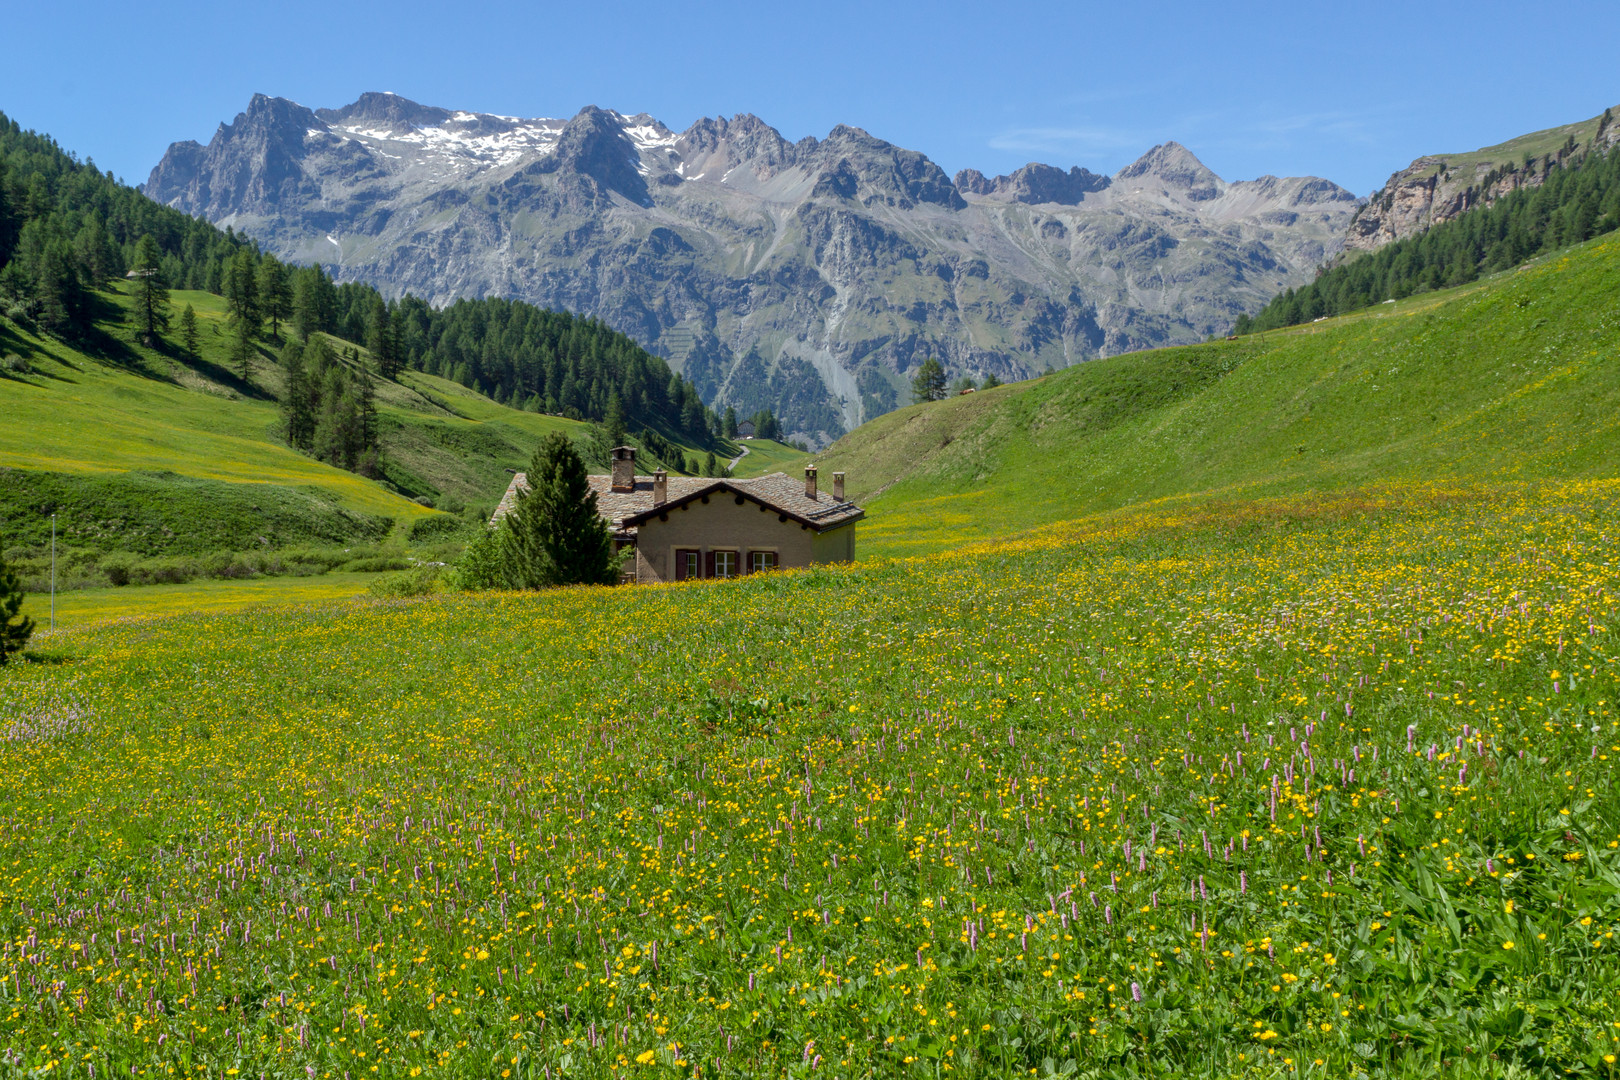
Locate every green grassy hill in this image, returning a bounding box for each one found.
[817,235,1620,556]
[0,283,717,583]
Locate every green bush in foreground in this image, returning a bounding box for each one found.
[500,432,619,588]
[0,546,32,660]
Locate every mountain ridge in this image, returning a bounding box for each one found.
[1345,103,1619,252]
[146,92,1361,444]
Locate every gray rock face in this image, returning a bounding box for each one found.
[1345,105,1619,254]
[145,93,1361,444]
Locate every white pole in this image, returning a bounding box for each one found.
[51,513,56,632]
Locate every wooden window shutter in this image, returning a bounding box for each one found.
[740,549,750,574]
[705,550,716,579]
[674,551,687,581]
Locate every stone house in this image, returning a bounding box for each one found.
[493,447,863,583]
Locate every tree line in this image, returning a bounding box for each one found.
[1238,123,1620,334]
[0,110,723,461]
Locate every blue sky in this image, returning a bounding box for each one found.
[4,0,1616,195]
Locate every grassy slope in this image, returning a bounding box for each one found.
[0,284,716,557]
[816,236,1620,556]
[1403,101,1618,182]
[0,289,421,521]
[18,571,380,632]
[726,438,803,478]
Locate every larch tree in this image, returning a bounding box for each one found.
[910,356,947,403]
[131,235,170,344]
[179,303,199,360]
[256,255,290,340]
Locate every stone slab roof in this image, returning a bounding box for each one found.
[493,472,863,534]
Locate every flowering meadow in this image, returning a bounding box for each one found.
[2,480,1618,1078]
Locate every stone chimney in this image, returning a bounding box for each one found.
[611,446,636,493]
[832,472,845,501]
[652,468,667,505]
[805,464,818,499]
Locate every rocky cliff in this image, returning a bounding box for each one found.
[1345,105,1618,253]
[146,93,1360,444]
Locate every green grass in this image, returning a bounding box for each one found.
[2,479,1617,1077]
[5,167,1620,1080]
[818,236,1620,556]
[727,438,805,478]
[0,289,423,522]
[17,571,382,632]
[0,284,714,570]
[1405,102,1617,181]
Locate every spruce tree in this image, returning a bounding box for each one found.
[131,235,170,344]
[0,549,34,663]
[501,432,618,588]
[722,406,738,439]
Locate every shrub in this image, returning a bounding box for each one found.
[408,514,470,543]
[101,553,137,587]
[0,548,33,662]
[339,556,413,574]
[1,353,30,375]
[366,564,445,599]
[448,525,506,591]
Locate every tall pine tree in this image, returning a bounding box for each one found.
[256,255,290,341]
[501,433,619,588]
[179,303,199,360]
[131,235,169,344]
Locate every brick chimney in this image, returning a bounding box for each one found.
[611,446,636,492]
[652,468,667,505]
[832,472,845,501]
[805,464,818,499]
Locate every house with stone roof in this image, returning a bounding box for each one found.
[492,447,863,583]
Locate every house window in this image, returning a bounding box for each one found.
[749,550,777,573]
[674,549,699,581]
[713,550,738,578]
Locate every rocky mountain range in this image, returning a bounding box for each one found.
[1345,104,1618,253]
[146,92,1361,443]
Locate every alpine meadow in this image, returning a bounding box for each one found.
[3,43,1620,1080]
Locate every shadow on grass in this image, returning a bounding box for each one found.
[68,290,282,402]
[168,339,281,403]
[20,648,80,665]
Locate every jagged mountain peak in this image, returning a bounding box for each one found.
[147,91,1359,443]
[956,162,1111,205]
[228,94,324,140]
[316,91,454,131]
[1115,141,1221,191]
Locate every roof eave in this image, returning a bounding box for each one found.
[617,480,863,532]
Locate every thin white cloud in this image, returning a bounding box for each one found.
[987,125,1143,157]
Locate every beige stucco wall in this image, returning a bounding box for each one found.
[812,522,856,564]
[633,495,852,582]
